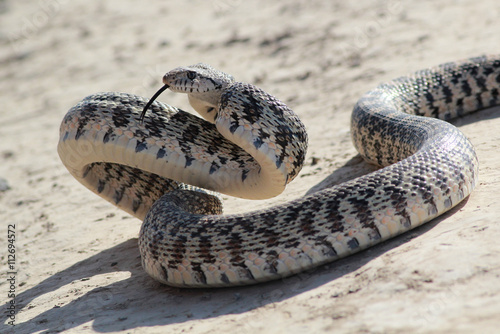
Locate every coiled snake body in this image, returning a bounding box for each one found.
[58,56,500,287]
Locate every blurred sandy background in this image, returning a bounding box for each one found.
[1,0,500,333]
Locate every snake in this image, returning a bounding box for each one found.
[57,55,500,287]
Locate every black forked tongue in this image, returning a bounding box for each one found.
[140,84,170,122]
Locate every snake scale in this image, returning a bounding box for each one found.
[58,55,500,287]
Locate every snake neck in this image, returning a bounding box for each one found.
[184,80,309,199]
[188,93,221,123]
[185,84,295,198]
[214,82,308,194]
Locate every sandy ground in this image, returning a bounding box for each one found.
[1,0,500,333]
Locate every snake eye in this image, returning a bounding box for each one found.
[186,71,197,80]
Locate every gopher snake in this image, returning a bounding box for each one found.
[58,56,500,287]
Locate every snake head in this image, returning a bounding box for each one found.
[163,63,235,94]
[164,64,235,123]
[142,63,235,123]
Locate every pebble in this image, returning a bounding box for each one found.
[0,178,10,191]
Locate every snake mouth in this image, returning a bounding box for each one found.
[140,84,170,121]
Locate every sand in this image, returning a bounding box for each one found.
[1,0,500,333]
